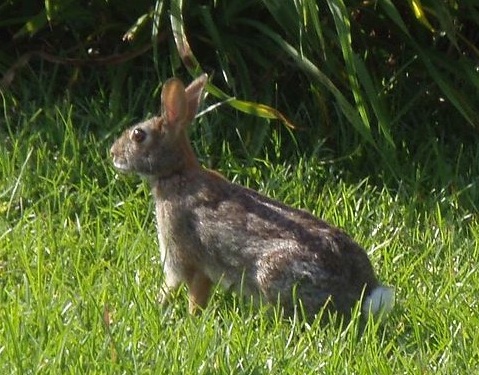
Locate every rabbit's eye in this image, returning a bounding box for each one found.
[131,128,147,143]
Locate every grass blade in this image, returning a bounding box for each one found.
[243,19,375,146]
[419,51,478,128]
[327,0,372,141]
[353,54,395,147]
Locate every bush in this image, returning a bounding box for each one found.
[1,0,478,157]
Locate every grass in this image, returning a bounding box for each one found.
[1,82,479,374]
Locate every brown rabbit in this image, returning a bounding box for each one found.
[110,74,395,321]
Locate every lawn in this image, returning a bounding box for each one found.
[1,80,479,373]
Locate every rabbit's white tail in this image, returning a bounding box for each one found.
[362,285,395,320]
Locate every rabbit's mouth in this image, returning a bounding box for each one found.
[112,158,131,173]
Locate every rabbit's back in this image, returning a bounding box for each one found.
[154,168,379,316]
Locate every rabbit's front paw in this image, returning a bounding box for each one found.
[157,281,178,305]
[186,270,213,314]
[157,288,170,305]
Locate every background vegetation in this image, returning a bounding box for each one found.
[1,0,479,373]
[2,0,479,159]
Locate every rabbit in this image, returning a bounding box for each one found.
[110,74,395,321]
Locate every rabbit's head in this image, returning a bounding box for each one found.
[110,74,208,178]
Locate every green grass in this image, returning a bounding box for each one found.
[1,87,479,374]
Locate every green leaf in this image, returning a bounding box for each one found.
[303,0,327,60]
[169,0,298,129]
[327,0,372,142]
[123,13,151,42]
[197,6,235,85]
[379,0,411,36]
[240,16,375,145]
[170,0,202,73]
[13,11,48,39]
[261,0,299,40]
[353,54,395,147]
[420,52,479,128]
[409,0,435,32]
[152,0,165,41]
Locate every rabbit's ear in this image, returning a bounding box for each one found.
[185,74,208,123]
[161,78,188,129]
